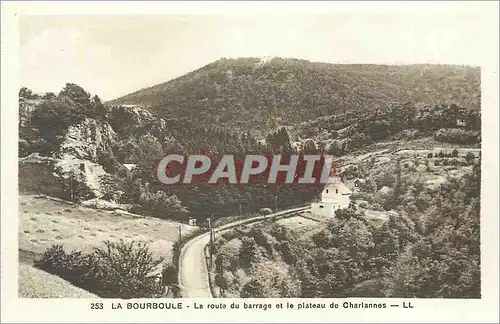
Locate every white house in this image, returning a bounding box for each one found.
[311,177,352,218]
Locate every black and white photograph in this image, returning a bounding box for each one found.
[2,2,499,323]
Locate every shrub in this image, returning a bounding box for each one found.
[250,226,274,256]
[239,236,259,267]
[35,241,165,298]
[259,207,273,215]
[35,245,93,282]
[358,201,369,208]
[138,190,189,221]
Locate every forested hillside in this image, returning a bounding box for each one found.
[211,156,481,298]
[111,57,480,135]
[19,57,481,224]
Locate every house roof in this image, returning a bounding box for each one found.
[324,180,352,195]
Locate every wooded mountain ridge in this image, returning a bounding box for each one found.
[110,57,480,135]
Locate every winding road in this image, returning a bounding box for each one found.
[177,206,309,298]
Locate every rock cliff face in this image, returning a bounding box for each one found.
[18,104,162,203]
[57,118,116,162]
[19,153,108,200]
[19,98,43,127]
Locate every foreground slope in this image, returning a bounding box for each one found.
[19,264,98,298]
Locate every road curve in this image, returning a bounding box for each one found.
[178,206,309,298]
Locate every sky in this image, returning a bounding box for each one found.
[20,12,494,101]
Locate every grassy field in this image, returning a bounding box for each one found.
[275,215,324,235]
[19,194,198,263]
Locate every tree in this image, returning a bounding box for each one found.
[42,92,56,100]
[133,133,165,180]
[92,95,107,119]
[279,277,300,297]
[138,190,189,221]
[161,264,177,287]
[359,178,377,193]
[465,152,475,164]
[300,139,318,154]
[30,96,83,155]
[59,83,92,109]
[93,240,165,298]
[240,279,266,298]
[19,87,39,99]
[215,272,230,297]
[239,236,259,267]
[266,127,292,153]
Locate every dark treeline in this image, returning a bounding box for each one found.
[19,76,480,223]
[19,84,321,222]
[298,102,481,156]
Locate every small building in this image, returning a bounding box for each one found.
[311,177,352,218]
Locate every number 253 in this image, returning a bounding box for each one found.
[91,303,104,310]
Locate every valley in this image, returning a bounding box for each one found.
[17,57,481,299]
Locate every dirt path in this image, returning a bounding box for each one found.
[177,206,309,298]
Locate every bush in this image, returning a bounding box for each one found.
[358,201,369,208]
[465,152,476,164]
[239,236,259,267]
[259,207,273,215]
[138,190,189,221]
[240,279,266,298]
[35,241,165,298]
[434,128,479,144]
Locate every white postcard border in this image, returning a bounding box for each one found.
[1,1,499,323]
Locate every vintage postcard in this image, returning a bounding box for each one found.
[1,1,499,323]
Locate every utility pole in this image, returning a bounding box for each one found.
[178,224,182,241]
[208,215,213,268]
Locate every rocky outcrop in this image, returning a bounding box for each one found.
[19,153,109,201]
[57,118,116,162]
[19,98,43,127]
